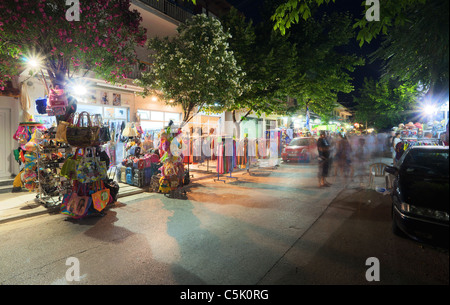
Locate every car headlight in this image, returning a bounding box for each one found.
[400,202,449,222]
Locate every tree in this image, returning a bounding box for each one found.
[220,7,298,137]
[365,0,449,103]
[135,14,246,127]
[270,0,449,104]
[354,78,423,130]
[270,0,428,44]
[284,10,365,117]
[0,0,147,90]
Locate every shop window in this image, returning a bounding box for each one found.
[137,110,150,120]
[151,111,164,121]
[141,121,164,131]
[165,112,181,123]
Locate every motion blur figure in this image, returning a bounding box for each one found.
[317,130,332,187]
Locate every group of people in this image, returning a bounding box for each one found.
[316,131,390,187]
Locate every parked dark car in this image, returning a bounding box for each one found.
[281,137,317,163]
[385,145,449,247]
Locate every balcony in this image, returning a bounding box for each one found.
[127,61,153,80]
[138,0,194,23]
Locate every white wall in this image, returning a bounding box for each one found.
[0,96,21,177]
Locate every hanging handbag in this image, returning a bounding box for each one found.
[66,112,99,148]
[122,122,137,137]
[61,149,81,180]
[91,180,110,212]
[56,113,74,143]
[35,97,48,115]
[96,115,111,144]
[76,148,98,183]
[91,114,110,146]
[76,148,107,183]
[103,178,119,204]
[60,184,91,219]
[46,88,68,116]
[55,120,71,143]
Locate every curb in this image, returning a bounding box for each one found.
[0,170,230,225]
[0,164,287,225]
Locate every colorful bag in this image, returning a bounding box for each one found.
[61,151,80,180]
[103,178,119,204]
[55,120,70,143]
[159,176,171,193]
[47,88,68,116]
[13,126,30,144]
[76,149,106,183]
[91,181,110,212]
[35,97,48,115]
[61,184,91,218]
[144,156,152,168]
[66,112,100,148]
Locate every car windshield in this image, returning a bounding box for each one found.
[289,138,312,146]
[402,148,449,177]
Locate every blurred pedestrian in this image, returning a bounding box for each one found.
[334,133,353,177]
[392,132,401,165]
[353,136,367,182]
[317,130,332,187]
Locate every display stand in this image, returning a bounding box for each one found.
[35,135,73,207]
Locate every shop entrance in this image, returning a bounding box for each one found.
[0,108,12,178]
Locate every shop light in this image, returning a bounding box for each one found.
[67,79,91,97]
[24,54,43,69]
[423,104,437,115]
[73,84,87,96]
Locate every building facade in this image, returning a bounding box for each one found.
[0,0,241,178]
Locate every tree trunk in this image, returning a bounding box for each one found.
[232,110,241,139]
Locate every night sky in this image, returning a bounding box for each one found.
[227,0,382,110]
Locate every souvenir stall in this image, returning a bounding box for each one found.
[391,121,446,162]
[12,121,46,194]
[118,122,162,188]
[157,122,187,195]
[57,109,118,219]
[20,86,119,217]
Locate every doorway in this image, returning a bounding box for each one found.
[0,108,12,178]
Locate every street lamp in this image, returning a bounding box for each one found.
[423,104,437,116]
[24,53,50,93]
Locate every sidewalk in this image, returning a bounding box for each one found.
[0,166,251,224]
[0,157,392,225]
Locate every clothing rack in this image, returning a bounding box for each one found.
[214,137,238,183]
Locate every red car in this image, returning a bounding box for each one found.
[282,137,317,163]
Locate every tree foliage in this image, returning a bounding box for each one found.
[285,10,364,116]
[220,4,364,124]
[0,0,147,89]
[220,7,298,124]
[135,14,246,125]
[354,78,423,130]
[270,0,449,104]
[366,0,449,102]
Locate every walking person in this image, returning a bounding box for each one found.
[392,132,401,165]
[317,130,332,187]
[334,133,353,177]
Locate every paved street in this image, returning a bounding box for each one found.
[0,161,448,285]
